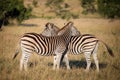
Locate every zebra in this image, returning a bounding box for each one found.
[41,22,81,69]
[13,21,75,71]
[42,24,114,72]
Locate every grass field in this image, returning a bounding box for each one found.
[0,18,120,80]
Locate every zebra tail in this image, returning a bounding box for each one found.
[100,40,114,57]
[13,44,20,60]
[13,50,19,60]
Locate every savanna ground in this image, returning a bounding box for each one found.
[0,18,120,80]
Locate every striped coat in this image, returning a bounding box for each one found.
[13,22,74,71]
[42,24,114,72]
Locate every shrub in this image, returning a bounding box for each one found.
[0,0,32,26]
[46,0,79,20]
[97,0,120,18]
[80,0,96,14]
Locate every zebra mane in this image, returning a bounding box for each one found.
[45,22,60,30]
[51,24,60,32]
[57,21,73,35]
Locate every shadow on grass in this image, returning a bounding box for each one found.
[47,60,107,70]
[19,23,38,27]
[29,60,107,70]
[69,60,107,69]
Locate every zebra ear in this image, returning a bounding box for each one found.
[67,21,74,27]
[45,23,49,28]
[45,22,51,28]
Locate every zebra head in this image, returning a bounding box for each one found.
[42,22,81,36]
[41,22,59,36]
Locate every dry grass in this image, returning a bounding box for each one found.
[0,18,120,80]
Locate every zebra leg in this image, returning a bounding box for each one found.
[56,54,62,69]
[24,53,31,71]
[84,52,91,72]
[20,54,24,71]
[64,54,70,69]
[20,50,31,71]
[20,50,26,71]
[92,43,99,72]
[53,54,70,69]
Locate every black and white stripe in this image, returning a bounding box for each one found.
[42,24,114,72]
[13,22,74,71]
[66,34,113,71]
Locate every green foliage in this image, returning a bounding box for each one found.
[97,0,120,18]
[17,7,32,23]
[32,0,38,7]
[46,0,64,8]
[80,0,96,14]
[57,10,72,20]
[46,0,79,20]
[56,10,79,20]
[0,0,32,25]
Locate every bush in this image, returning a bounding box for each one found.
[0,0,32,26]
[46,0,78,20]
[97,0,120,18]
[80,0,96,14]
